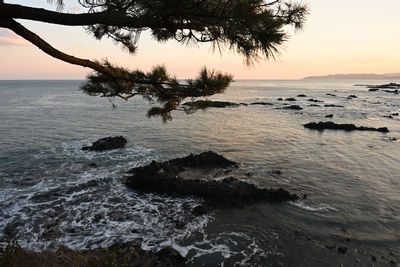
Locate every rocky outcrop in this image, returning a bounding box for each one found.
[307,98,323,103]
[182,100,240,108]
[82,136,127,151]
[125,151,299,206]
[324,104,344,107]
[249,102,274,106]
[368,83,400,89]
[303,122,389,133]
[283,105,303,110]
[0,242,186,267]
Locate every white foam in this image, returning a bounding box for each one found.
[289,201,338,212]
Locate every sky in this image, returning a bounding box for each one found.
[0,0,400,79]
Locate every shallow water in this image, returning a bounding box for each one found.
[0,80,399,265]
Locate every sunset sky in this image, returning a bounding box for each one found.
[1,0,399,79]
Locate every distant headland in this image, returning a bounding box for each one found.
[303,73,400,80]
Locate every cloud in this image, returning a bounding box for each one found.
[0,29,31,46]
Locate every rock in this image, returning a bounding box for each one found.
[182,100,240,108]
[368,83,400,89]
[324,104,344,107]
[326,93,337,97]
[383,89,399,94]
[337,247,348,254]
[384,115,394,119]
[125,151,299,207]
[392,113,399,116]
[348,95,358,98]
[303,121,389,133]
[249,102,274,106]
[308,104,321,107]
[285,98,297,101]
[368,88,380,92]
[325,114,334,118]
[82,136,127,151]
[277,98,283,101]
[307,98,323,103]
[297,94,307,97]
[87,163,97,167]
[283,105,303,110]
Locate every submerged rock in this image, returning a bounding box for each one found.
[82,136,127,151]
[182,100,240,108]
[303,121,389,133]
[125,151,299,206]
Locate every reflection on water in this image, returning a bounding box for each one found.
[0,80,399,264]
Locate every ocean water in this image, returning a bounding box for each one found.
[0,79,399,265]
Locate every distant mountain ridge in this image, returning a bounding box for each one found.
[303,73,400,80]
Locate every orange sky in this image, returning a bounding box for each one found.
[0,0,399,79]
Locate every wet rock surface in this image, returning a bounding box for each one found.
[125,151,299,207]
[182,100,240,108]
[82,136,127,151]
[304,121,389,133]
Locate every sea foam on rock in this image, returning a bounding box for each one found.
[125,151,299,207]
[82,136,127,151]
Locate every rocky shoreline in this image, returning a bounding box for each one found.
[0,242,186,267]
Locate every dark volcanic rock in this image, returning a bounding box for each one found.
[303,121,389,133]
[277,98,283,101]
[297,94,307,97]
[182,100,240,108]
[348,95,358,98]
[249,102,274,106]
[325,114,334,118]
[326,93,337,97]
[324,104,344,107]
[383,89,399,94]
[308,104,321,107]
[307,98,323,103]
[368,88,380,92]
[283,105,303,110]
[82,136,127,151]
[285,98,297,101]
[368,83,400,89]
[125,151,299,206]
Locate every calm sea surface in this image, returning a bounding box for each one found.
[0,80,399,265]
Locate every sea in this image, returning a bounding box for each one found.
[0,79,399,266]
